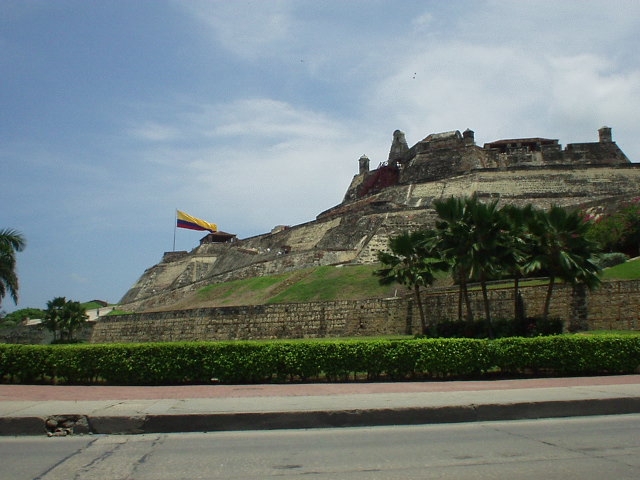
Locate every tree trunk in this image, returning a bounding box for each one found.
[414,284,428,335]
[458,285,463,322]
[569,283,588,333]
[513,274,527,335]
[461,277,473,323]
[480,279,493,338]
[513,274,520,321]
[543,277,555,320]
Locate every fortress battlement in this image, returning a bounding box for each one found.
[343,127,630,202]
[119,126,639,312]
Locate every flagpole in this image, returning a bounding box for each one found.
[173,209,177,251]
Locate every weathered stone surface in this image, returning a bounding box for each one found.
[91,297,409,343]
[92,280,640,343]
[118,127,639,315]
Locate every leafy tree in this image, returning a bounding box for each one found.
[586,212,625,253]
[0,229,26,307]
[526,206,601,320]
[0,307,46,328]
[618,198,640,256]
[44,297,66,342]
[59,300,88,341]
[44,297,88,342]
[433,196,512,335]
[375,230,448,334]
[432,196,474,322]
[501,204,536,324]
[586,198,640,256]
[433,199,601,331]
[461,196,512,336]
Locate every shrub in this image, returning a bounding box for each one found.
[428,317,562,339]
[1,335,638,385]
[594,252,629,269]
[530,317,564,336]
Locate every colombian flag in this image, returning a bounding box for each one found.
[176,210,217,232]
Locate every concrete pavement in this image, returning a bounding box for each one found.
[1,375,640,436]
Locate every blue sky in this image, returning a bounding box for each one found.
[2,0,640,312]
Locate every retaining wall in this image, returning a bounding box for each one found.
[88,280,640,344]
[90,297,410,344]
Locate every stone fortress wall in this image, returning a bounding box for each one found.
[91,279,640,343]
[4,279,637,344]
[117,126,640,328]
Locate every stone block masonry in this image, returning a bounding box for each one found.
[420,280,640,333]
[90,298,409,343]
[90,280,640,344]
[588,280,640,330]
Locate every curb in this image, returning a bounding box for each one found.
[3,397,640,436]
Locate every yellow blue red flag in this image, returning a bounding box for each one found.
[176,210,217,232]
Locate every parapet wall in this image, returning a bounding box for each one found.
[90,297,410,343]
[91,280,640,343]
[422,280,640,331]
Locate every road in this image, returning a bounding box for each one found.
[2,415,639,479]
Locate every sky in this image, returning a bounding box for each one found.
[2,0,640,312]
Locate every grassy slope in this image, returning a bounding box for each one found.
[145,258,639,312]
[161,265,412,311]
[601,257,640,280]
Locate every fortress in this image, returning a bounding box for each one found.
[118,127,640,313]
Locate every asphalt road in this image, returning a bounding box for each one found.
[2,414,639,479]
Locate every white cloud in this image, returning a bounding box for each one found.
[411,12,433,30]
[70,273,89,284]
[121,96,363,236]
[130,122,183,142]
[175,0,294,61]
[369,42,552,143]
[549,54,640,120]
[207,98,344,141]
[363,3,640,158]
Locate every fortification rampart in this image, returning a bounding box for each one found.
[94,280,640,344]
[119,127,639,313]
[90,297,410,343]
[5,280,637,345]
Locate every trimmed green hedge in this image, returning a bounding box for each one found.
[1,335,639,385]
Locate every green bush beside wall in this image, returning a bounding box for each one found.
[1,335,638,385]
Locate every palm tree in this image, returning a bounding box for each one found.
[526,206,601,320]
[44,297,88,342]
[433,196,474,322]
[433,196,511,335]
[44,297,67,342]
[501,204,536,325]
[0,229,26,307]
[375,230,448,334]
[60,300,88,342]
[466,197,512,335]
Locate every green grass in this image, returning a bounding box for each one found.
[472,257,640,290]
[137,257,640,312]
[578,330,640,336]
[81,301,106,310]
[267,265,393,304]
[178,264,408,309]
[601,257,640,280]
[197,274,287,304]
[105,309,133,316]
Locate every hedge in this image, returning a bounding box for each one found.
[0,335,639,385]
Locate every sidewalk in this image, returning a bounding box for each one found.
[1,375,640,436]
